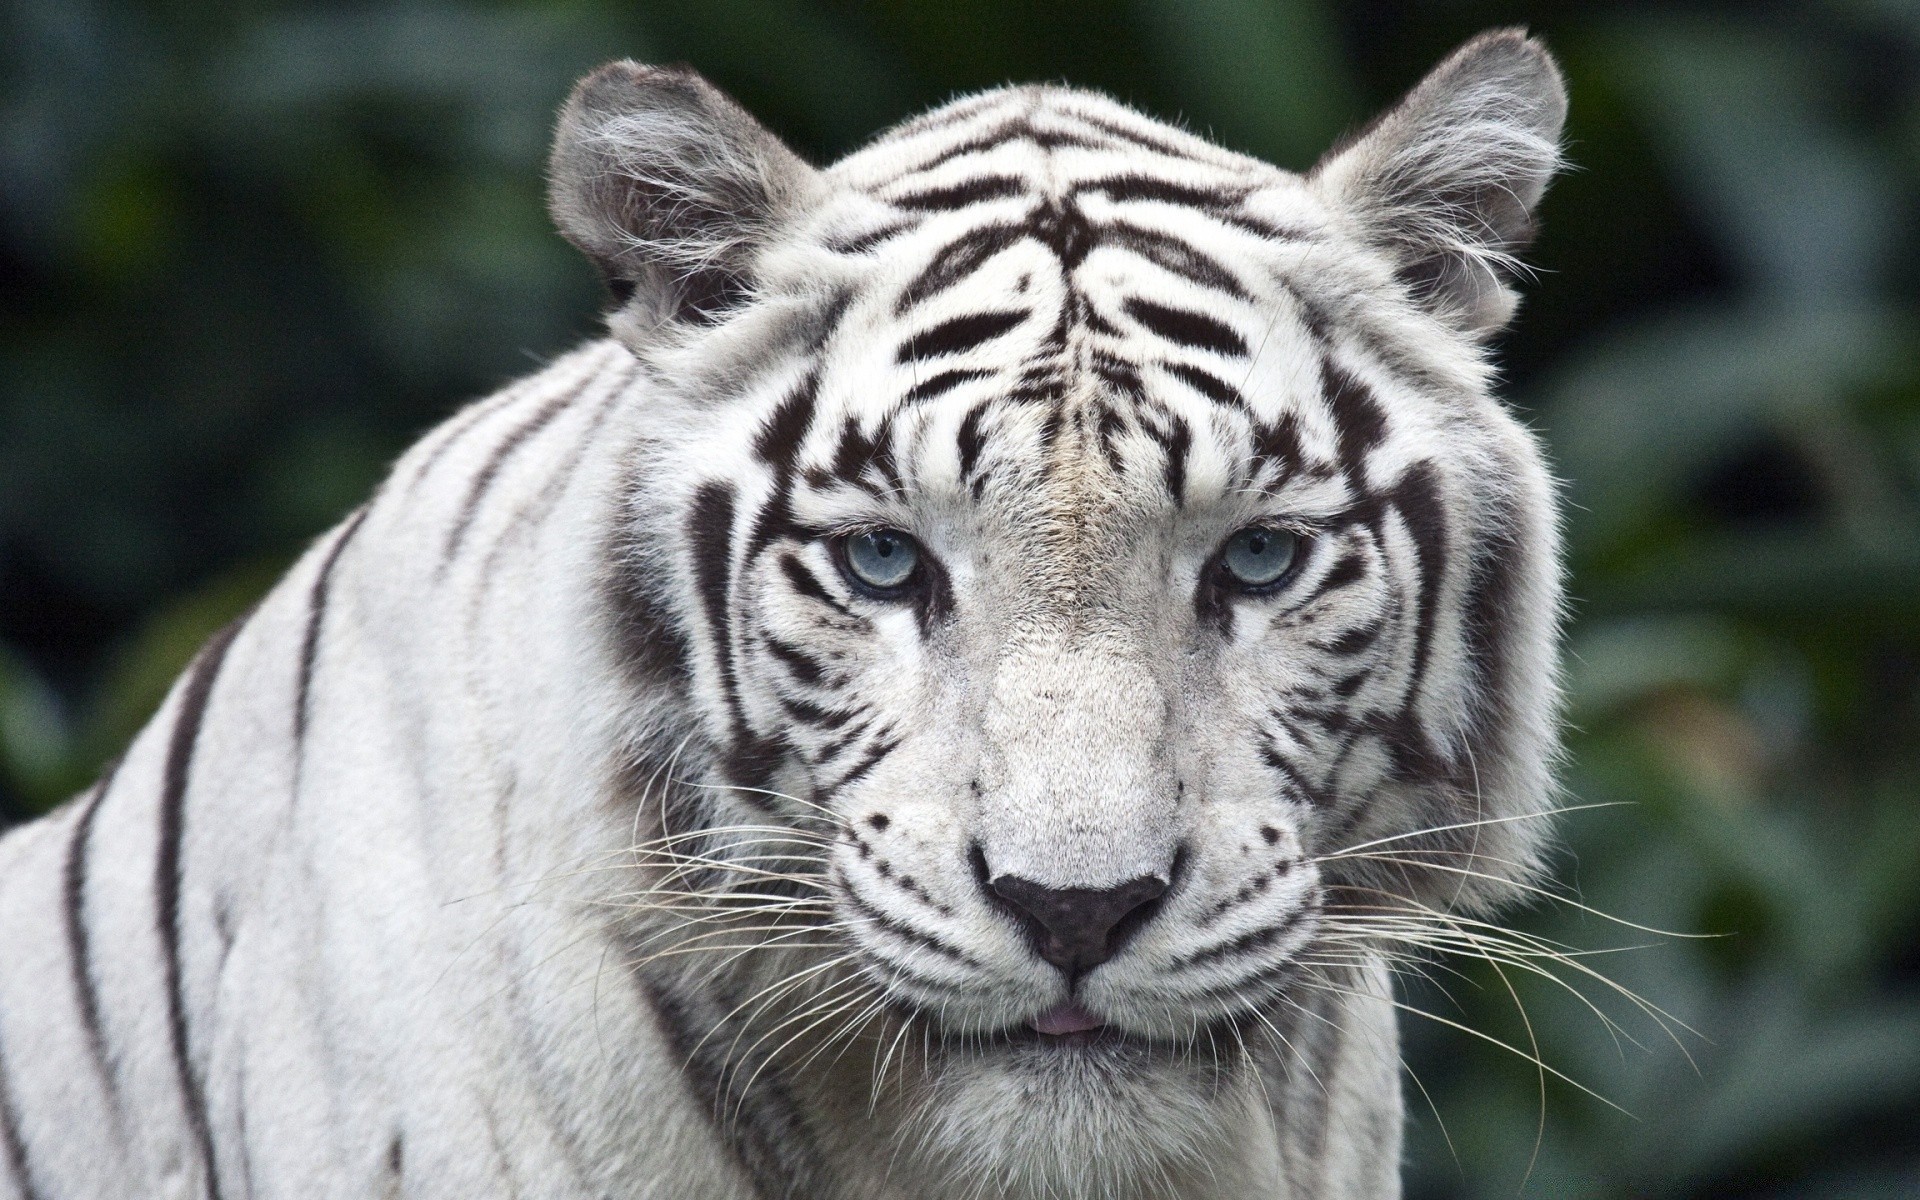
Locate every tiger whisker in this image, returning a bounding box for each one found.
[723,974,878,1114]
[678,777,851,827]
[1290,976,1635,1118]
[1314,889,1697,1055]
[1311,801,1628,862]
[693,953,860,1063]
[1324,853,1708,940]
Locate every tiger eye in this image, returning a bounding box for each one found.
[841,529,922,594]
[1219,526,1299,589]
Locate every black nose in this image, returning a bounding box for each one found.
[988,872,1169,977]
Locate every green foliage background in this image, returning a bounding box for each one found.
[3,0,1917,1193]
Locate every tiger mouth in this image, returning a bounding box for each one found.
[908,999,1251,1058]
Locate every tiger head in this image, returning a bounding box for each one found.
[552,29,1566,1192]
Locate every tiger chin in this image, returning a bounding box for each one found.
[0,27,1568,1200]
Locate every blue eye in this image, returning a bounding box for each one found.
[841,529,922,594]
[1219,526,1299,589]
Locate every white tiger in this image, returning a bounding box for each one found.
[0,28,1567,1200]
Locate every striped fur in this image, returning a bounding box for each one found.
[0,30,1567,1200]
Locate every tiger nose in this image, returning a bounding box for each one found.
[988,873,1169,978]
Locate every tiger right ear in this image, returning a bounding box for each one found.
[548,62,822,328]
[1309,29,1566,336]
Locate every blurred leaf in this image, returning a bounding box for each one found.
[0,642,73,810]
[1538,303,1916,558]
[1565,615,1757,720]
[1131,0,1354,168]
[1599,15,1901,304]
[1586,526,1920,617]
[85,558,284,766]
[1642,992,1920,1186]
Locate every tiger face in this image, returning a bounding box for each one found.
[553,30,1566,1191]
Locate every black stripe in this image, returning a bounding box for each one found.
[897,310,1026,364]
[740,486,802,570]
[778,694,860,731]
[1459,489,1526,758]
[894,125,1024,177]
[895,91,1011,134]
[810,720,871,769]
[1072,118,1206,162]
[1249,412,1308,482]
[441,369,605,566]
[1027,198,1094,268]
[1081,173,1235,208]
[955,403,991,481]
[760,635,828,686]
[400,383,528,498]
[1157,412,1192,505]
[0,1020,45,1200]
[1161,361,1249,412]
[901,368,989,406]
[893,120,1107,177]
[157,617,246,1200]
[1093,402,1127,471]
[1093,353,1145,404]
[603,478,694,689]
[1317,619,1384,657]
[1295,550,1368,606]
[1178,905,1309,969]
[752,374,820,471]
[63,759,123,1105]
[1331,669,1371,699]
[821,413,905,497]
[687,484,748,746]
[826,220,915,255]
[295,506,371,748]
[1124,297,1248,357]
[1322,360,1389,490]
[638,973,826,1200]
[1099,221,1247,297]
[897,223,1024,312]
[1260,739,1334,809]
[1385,464,1451,767]
[822,735,899,797]
[841,885,976,965]
[472,380,629,589]
[777,554,854,619]
[890,175,1025,211]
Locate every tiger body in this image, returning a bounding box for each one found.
[0,31,1568,1200]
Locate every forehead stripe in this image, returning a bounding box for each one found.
[897,222,1025,313]
[890,175,1025,211]
[898,310,1027,363]
[901,368,991,406]
[1123,297,1248,357]
[1161,362,1250,414]
[1100,221,1248,297]
[1321,359,1390,490]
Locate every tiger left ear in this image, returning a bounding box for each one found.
[548,62,823,330]
[1310,29,1567,336]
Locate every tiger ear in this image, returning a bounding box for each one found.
[1310,29,1566,336]
[548,62,822,328]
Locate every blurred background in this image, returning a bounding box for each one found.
[3,0,1917,1194]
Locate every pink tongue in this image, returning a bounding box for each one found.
[1029,1001,1105,1036]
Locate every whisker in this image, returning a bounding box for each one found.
[1291,977,1635,1118]
[1326,855,1710,941]
[1312,801,1629,861]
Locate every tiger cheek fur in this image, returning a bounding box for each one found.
[0,30,1565,1200]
